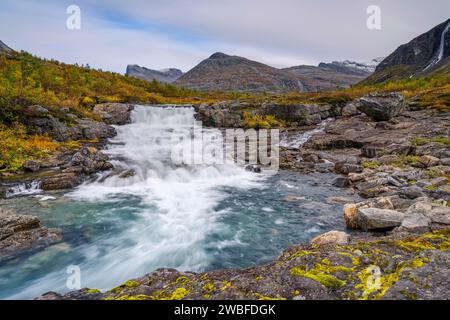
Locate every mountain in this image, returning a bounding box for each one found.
[283,58,382,91]
[363,18,450,84]
[319,58,384,75]
[126,65,183,83]
[174,52,305,93]
[0,40,13,54]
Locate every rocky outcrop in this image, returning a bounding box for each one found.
[357,93,405,121]
[0,40,13,54]
[0,208,61,258]
[126,65,183,83]
[93,103,134,125]
[24,105,116,142]
[38,228,450,300]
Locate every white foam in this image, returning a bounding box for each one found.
[68,105,266,275]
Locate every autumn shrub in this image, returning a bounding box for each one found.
[0,124,59,172]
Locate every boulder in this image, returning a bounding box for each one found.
[311,231,350,246]
[419,155,440,168]
[407,201,450,225]
[357,208,405,230]
[40,172,82,190]
[70,147,113,175]
[26,115,116,142]
[0,208,61,257]
[332,177,349,188]
[334,162,363,175]
[93,103,134,125]
[357,93,405,121]
[23,160,40,172]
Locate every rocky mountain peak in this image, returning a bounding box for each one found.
[209,52,230,59]
[126,65,183,83]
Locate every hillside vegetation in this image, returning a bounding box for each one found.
[0,51,227,125]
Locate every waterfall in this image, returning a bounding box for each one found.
[280,118,333,149]
[425,19,450,70]
[5,180,42,198]
[68,105,263,278]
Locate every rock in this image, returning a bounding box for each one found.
[26,114,116,142]
[357,93,405,121]
[343,203,360,229]
[0,208,61,257]
[408,201,450,225]
[70,147,113,175]
[357,208,405,230]
[332,177,349,188]
[26,105,49,114]
[93,103,134,125]
[23,160,40,172]
[341,102,360,117]
[40,172,82,190]
[118,169,136,179]
[311,231,350,246]
[334,162,363,175]
[401,186,426,199]
[326,196,355,204]
[245,165,261,173]
[387,176,405,187]
[284,195,306,202]
[400,213,430,230]
[303,153,320,163]
[419,155,440,168]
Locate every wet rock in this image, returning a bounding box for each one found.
[284,195,306,202]
[40,172,82,190]
[0,208,61,257]
[70,147,113,175]
[23,160,40,172]
[245,165,261,173]
[311,231,349,246]
[93,103,134,125]
[357,208,405,230]
[332,177,349,188]
[118,169,136,179]
[326,196,355,204]
[334,162,363,175]
[357,93,405,121]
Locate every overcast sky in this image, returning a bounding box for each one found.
[1,0,449,73]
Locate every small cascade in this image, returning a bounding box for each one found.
[5,180,42,198]
[280,118,333,149]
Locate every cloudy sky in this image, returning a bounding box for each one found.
[1,0,449,73]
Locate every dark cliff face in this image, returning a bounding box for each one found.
[0,40,14,54]
[364,19,450,84]
[126,65,183,83]
[174,52,305,93]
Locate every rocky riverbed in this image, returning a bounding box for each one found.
[1,94,449,300]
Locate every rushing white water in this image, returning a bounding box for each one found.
[67,106,263,279]
[280,118,333,149]
[425,19,450,70]
[5,180,42,198]
[1,106,358,299]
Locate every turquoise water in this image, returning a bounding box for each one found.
[0,106,358,299]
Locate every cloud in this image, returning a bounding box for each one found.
[0,0,449,73]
